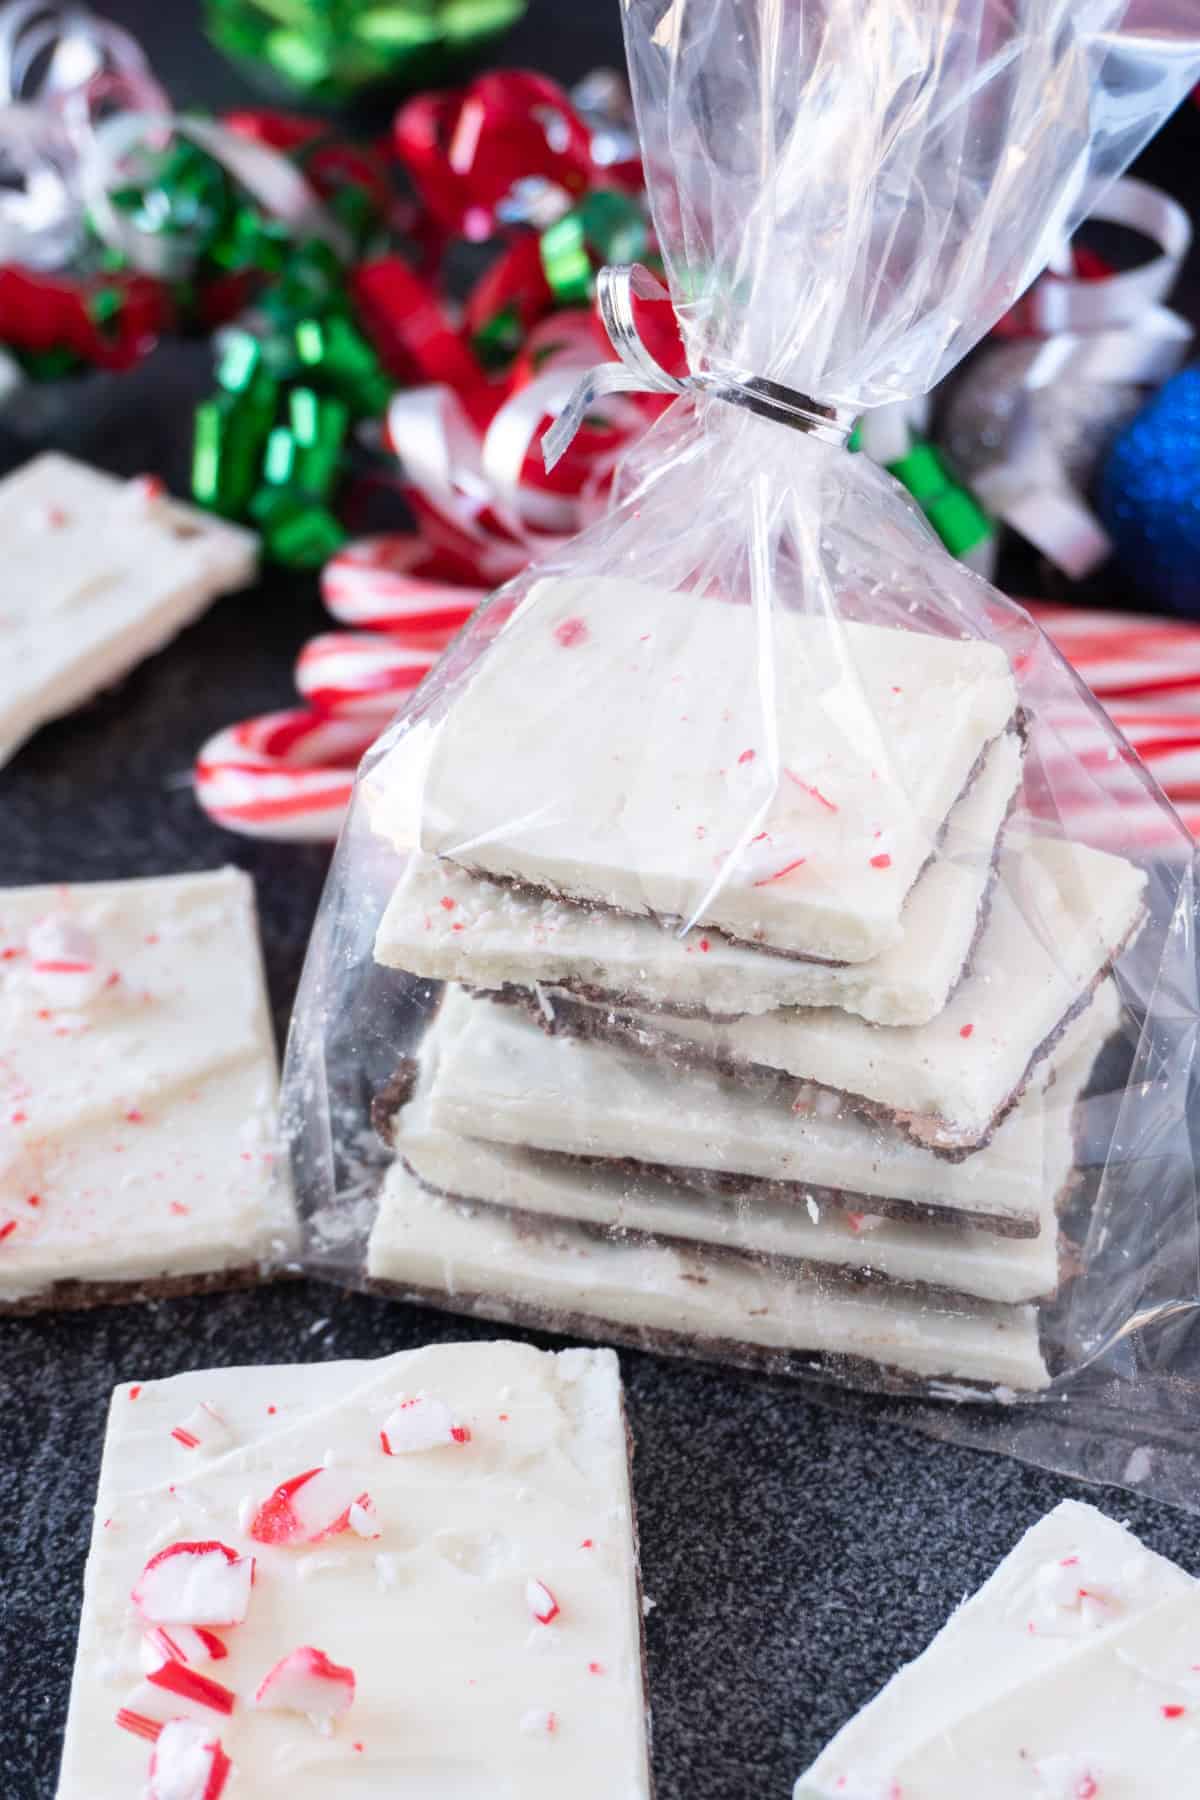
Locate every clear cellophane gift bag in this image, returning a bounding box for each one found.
[285,0,1200,1506]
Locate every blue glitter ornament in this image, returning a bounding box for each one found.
[1098,366,1200,617]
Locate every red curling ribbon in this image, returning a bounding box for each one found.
[351,256,486,399]
[393,71,595,241]
[0,264,173,368]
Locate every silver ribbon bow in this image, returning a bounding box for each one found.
[542,262,851,473]
[859,176,1194,579]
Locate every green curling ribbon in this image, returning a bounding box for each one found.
[205,0,527,102]
[850,426,994,562]
[539,190,649,307]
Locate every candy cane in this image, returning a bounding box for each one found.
[295,633,441,719]
[1029,602,1200,706]
[321,533,483,638]
[194,710,378,842]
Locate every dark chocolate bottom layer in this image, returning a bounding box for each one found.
[0,1261,297,1317]
[508,907,1136,1166]
[363,1274,1043,1399]
[402,1160,1060,1302]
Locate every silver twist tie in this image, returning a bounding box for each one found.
[542,262,850,471]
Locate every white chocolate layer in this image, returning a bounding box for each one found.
[367,576,1018,961]
[0,453,257,767]
[367,1170,1049,1390]
[797,1500,1200,1798]
[421,986,1120,1235]
[57,1343,651,1799]
[393,986,1116,1304]
[375,732,1023,1028]
[0,869,297,1303]
[571,835,1144,1151]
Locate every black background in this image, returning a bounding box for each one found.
[5,6,1200,1797]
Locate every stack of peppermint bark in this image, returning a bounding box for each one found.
[362,577,1146,1393]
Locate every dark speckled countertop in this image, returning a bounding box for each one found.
[5,5,1200,1795]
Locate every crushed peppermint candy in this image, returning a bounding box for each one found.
[379,1395,471,1455]
[25,914,107,1007]
[527,1578,561,1625]
[170,1403,233,1456]
[253,1645,355,1725]
[145,1717,232,1800]
[249,1467,376,1547]
[132,1542,254,1628]
[520,1707,558,1736]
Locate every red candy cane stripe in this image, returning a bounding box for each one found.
[194,711,379,842]
[295,634,440,719]
[1030,603,1200,706]
[321,532,485,638]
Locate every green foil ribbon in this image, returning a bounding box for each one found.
[205,0,528,102]
[539,190,649,307]
[191,251,389,565]
[851,425,994,562]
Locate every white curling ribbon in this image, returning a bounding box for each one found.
[965,176,1193,579]
[970,395,1115,581]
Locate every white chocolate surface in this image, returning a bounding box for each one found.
[374,732,1023,1028]
[797,1501,1200,1798]
[588,835,1144,1150]
[369,576,1018,961]
[393,987,1117,1304]
[0,868,297,1303]
[422,987,1120,1234]
[367,1169,1049,1390]
[57,1342,651,1799]
[0,453,257,766]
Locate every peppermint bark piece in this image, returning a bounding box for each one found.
[0,453,257,767]
[796,1500,1200,1798]
[0,868,297,1308]
[58,1342,651,1799]
[367,1169,1049,1390]
[366,576,1019,962]
[375,730,1023,1029]
[415,986,1117,1238]
[542,835,1144,1155]
[386,982,1118,1305]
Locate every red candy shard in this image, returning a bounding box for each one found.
[146,1624,228,1666]
[737,748,756,765]
[753,857,806,888]
[869,852,892,869]
[115,1708,163,1742]
[959,1023,975,1040]
[1163,1704,1186,1718]
[0,1220,16,1243]
[254,1646,356,1721]
[249,1467,375,1546]
[554,616,589,648]
[132,1542,254,1627]
[784,771,838,812]
[146,1718,232,1800]
[248,1468,322,1544]
[526,1578,560,1625]
[145,1657,236,1715]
